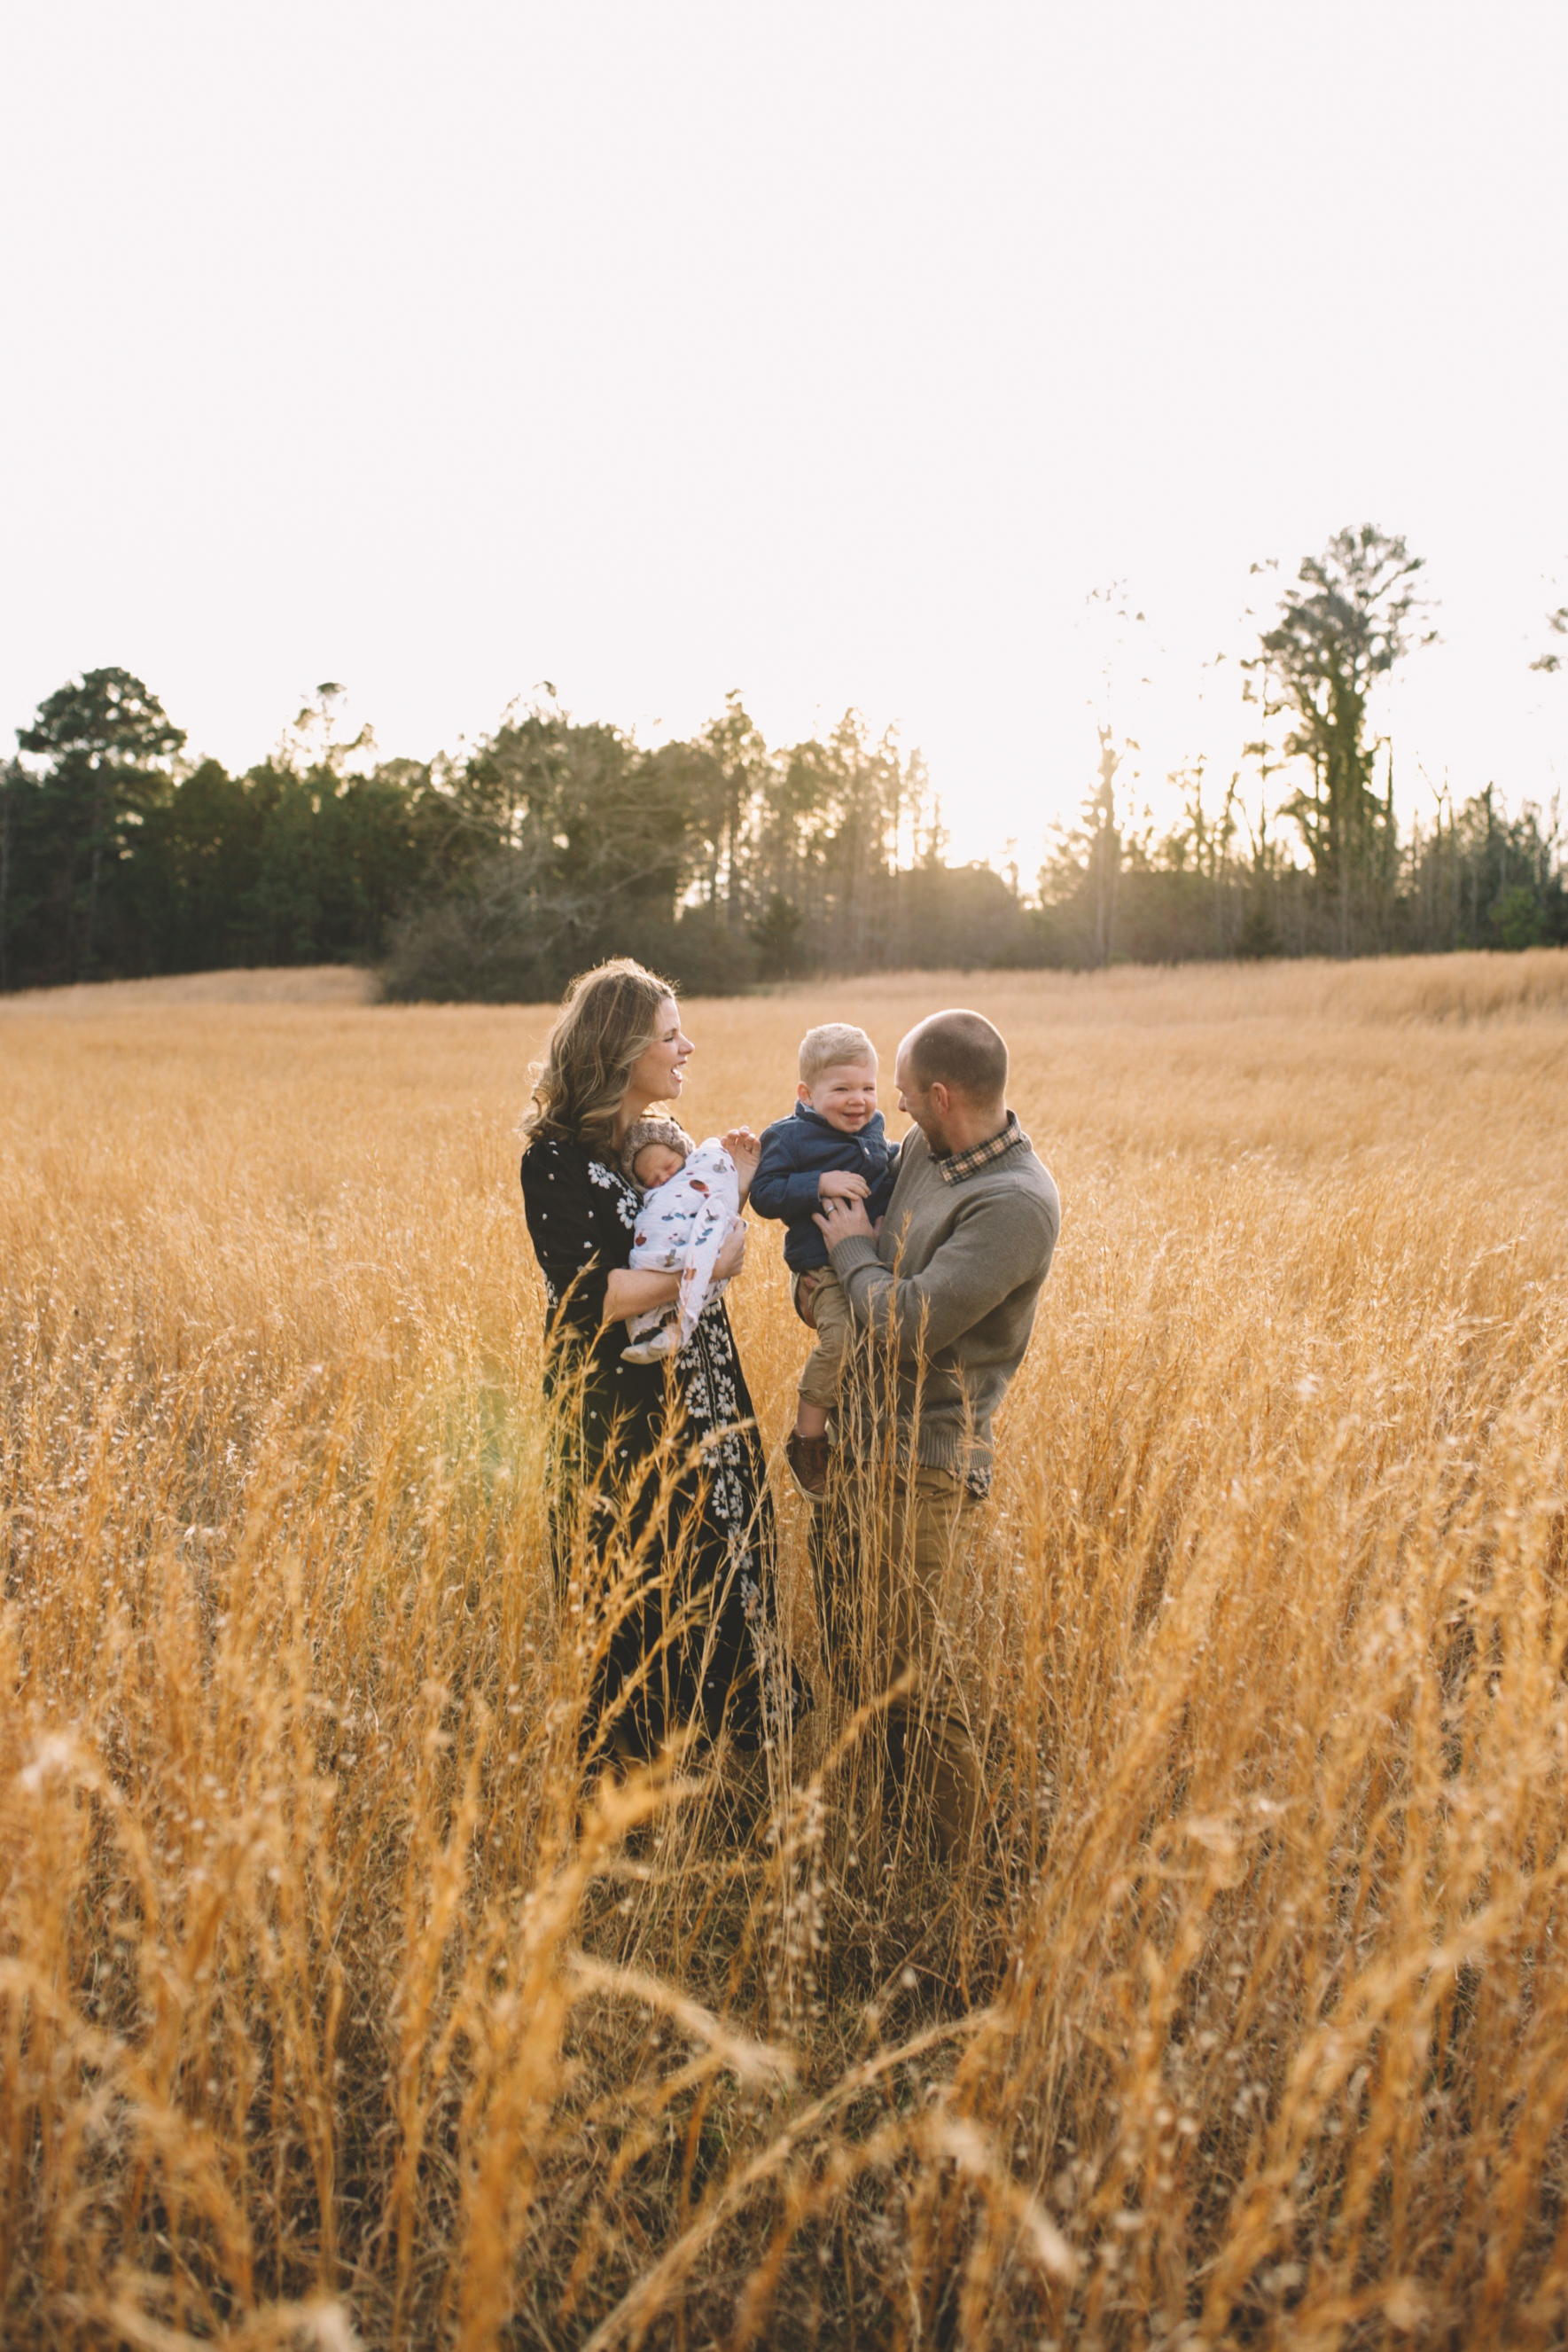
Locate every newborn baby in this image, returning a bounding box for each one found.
[619,1117,745,1363]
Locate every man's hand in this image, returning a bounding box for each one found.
[722,1127,761,1203]
[813,1192,875,1249]
[817,1168,869,1201]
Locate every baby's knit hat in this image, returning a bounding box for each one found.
[620,1116,694,1186]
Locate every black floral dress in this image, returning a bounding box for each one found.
[520,1133,802,1752]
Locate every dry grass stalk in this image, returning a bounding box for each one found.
[3,950,1567,2347]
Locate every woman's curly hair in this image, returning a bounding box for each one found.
[522,958,677,1152]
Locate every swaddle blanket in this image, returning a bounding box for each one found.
[622,1137,743,1362]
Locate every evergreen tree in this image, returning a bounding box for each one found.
[16,668,185,981]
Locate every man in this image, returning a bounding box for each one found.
[810,1007,1060,1858]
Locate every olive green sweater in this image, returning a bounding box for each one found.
[827,1121,1060,1484]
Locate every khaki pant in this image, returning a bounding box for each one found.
[812,1461,982,1860]
[792,1265,854,1412]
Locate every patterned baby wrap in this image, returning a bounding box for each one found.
[622,1137,745,1362]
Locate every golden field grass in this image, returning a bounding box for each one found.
[4,949,1568,2349]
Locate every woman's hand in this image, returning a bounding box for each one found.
[714,1219,749,1282]
[722,1127,762,1204]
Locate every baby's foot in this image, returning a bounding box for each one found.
[621,1332,677,1364]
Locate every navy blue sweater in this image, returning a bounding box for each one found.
[751,1104,901,1272]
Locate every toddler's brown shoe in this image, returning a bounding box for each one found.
[785,1431,831,1502]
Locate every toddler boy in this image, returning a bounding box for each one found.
[619,1119,744,1363]
[751,1023,899,1496]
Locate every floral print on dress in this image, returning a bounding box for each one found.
[588,1156,639,1229]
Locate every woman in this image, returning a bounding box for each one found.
[519,957,800,1759]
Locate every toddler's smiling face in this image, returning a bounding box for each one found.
[800,1059,878,1134]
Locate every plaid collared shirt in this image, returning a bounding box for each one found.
[932,1108,1027,1186]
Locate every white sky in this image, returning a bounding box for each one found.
[2,1,1564,870]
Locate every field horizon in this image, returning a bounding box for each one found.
[4,949,1568,2347]
[7,942,1568,1027]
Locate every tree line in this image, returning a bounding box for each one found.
[1043,527,1565,966]
[3,525,1563,998]
[0,676,1034,997]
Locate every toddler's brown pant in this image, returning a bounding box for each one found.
[792,1265,854,1411]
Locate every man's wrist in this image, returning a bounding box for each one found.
[828,1232,879,1275]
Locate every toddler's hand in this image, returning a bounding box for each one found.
[818,1169,870,1201]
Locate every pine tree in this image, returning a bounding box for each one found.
[17,668,185,981]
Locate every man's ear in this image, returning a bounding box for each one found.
[929,1080,951,1121]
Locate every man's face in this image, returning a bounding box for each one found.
[800,1059,878,1133]
[893,1045,950,1153]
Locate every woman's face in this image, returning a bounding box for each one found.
[627,996,693,1108]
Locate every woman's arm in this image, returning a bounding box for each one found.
[604,1216,748,1325]
[521,1140,636,1332]
[603,1265,681,1324]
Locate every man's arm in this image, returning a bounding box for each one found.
[815,1188,1056,1358]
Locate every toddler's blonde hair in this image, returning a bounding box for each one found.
[799,1022,877,1082]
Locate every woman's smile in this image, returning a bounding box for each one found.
[635,996,694,1102]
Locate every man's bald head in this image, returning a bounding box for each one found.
[900,1010,1009,1112]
